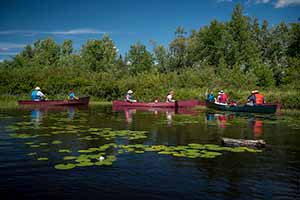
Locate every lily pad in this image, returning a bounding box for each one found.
[54,163,76,170]
[37,157,49,161]
[59,149,72,153]
[52,140,62,145]
[63,156,77,160]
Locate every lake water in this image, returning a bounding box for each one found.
[0,105,299,200]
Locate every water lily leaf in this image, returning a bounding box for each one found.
[27,152,37,156]
[59,149,72,153]
[52,140,62,145]
[76,162,94,167]
[63,156,77,160]
[37,157,48,161]
[54,163,76,170]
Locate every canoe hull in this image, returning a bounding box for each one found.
[112,100,199,108]
[18,97,90,106]
[206,100,277,114]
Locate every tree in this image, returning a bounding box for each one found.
[288,23,300,57]
[228,3,261,70]
[33,38,60,66]
[127,42,153,75]
[61,40,73,56]
[81,34,118,72]
[169,26,188,70]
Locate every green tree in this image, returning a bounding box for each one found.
[288,23,300,57]
[169,26,188,70]
[228,3,261,70]
[61,40,73,56]
[33,38,60,66]
[81,34,118,72]
[127,42,153,75]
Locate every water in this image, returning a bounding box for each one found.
[0,105,299,200]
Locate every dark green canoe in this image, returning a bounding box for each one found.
[206,100,278,114]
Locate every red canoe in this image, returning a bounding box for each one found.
[112,99,199,108]
[18,96,90,106]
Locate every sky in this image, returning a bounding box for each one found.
[0,0,299,61]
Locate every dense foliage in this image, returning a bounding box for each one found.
[1,4,299,108]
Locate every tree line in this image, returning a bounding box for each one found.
[0,4,299,108]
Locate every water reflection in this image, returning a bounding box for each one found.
[113,106,197,127]
[248,118,263,138]
[31,108,43,127]
[206,112,265,138]
[22,106,89,127]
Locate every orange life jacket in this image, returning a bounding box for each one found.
[255,93,264,105]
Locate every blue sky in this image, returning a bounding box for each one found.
[0,0,299,61]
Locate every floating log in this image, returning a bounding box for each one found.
[221,137,266,148]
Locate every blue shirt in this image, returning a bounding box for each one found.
[69,92,76,100]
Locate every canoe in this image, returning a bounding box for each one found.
[206,100,277,114]
[112,100,199,108]
[18,96,90,106]
[221,137,266,148]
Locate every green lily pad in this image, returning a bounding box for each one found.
[59,149,72,153]
[52,140,62,145]
[54,163,76,170]
[27,152,37,156]
[37,157,48,161]
[63,156,77,160]
[30,145,40,148]
[76,162,94,167]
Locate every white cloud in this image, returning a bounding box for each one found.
[0,28,108,36]
[0,42,26,49]
[217,0,233,2]
[0,52,18,55]
[256,0,271,3]
[275,0,300,8]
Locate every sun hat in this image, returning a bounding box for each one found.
[35,87,41,91]
[218,90,224,94]
[127,90,133,94]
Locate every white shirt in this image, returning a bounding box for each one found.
[166,94,175,102]
[37,91,45,97]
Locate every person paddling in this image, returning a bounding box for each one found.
[31,87,46,101]
[254,90,264,105]
[207,91,215,102]
[166,91,175,103]
[125,90,137,103]
[216,90,228,105]
[68,89,79,100]
[246,90,256,106]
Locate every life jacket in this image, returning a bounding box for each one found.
[31,90,39,100]
[255,93,264,105]
[218,93,227,103]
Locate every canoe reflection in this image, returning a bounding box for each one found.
[22,106,89,127]
[206,112,265,137]
[113,106,197,126]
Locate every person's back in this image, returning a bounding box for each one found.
[31,87,44,101]
[68,90,79,100]
[247,94,256,106]
[125,90,136,103]
[255,93,264,105]
[166,91,175,103]
[207,93,215,102]
[31,90,39,101]
[218,93,227,104]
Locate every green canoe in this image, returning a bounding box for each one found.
[206,100,278,114]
